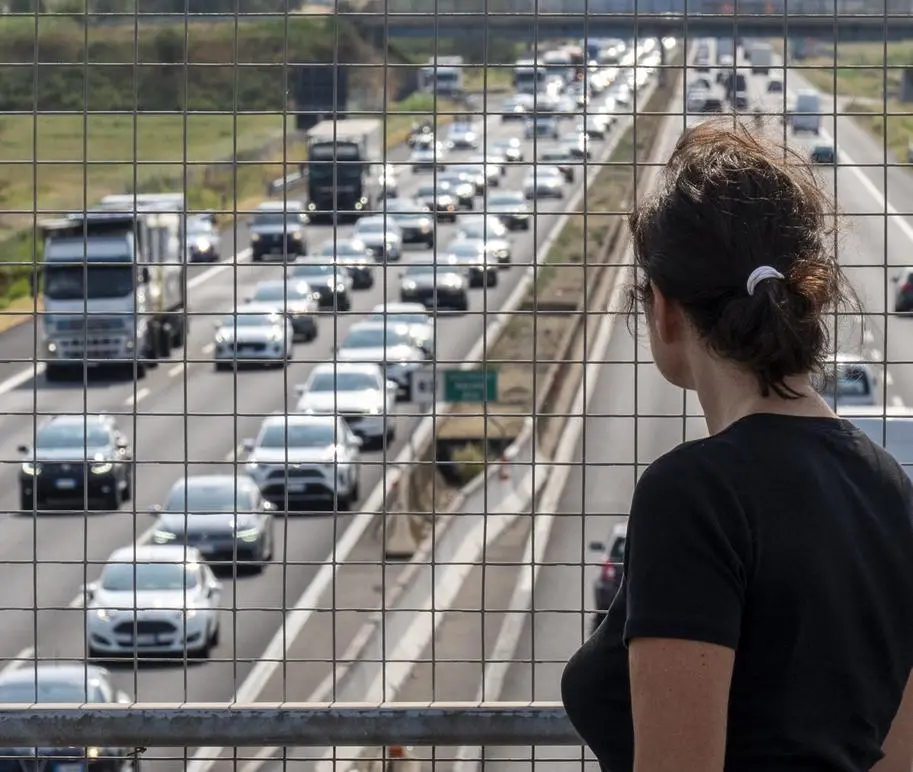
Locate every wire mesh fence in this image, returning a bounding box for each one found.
[0,1,907,770]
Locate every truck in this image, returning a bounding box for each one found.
[417,55,464,97]
[305,118,383,222]
[35,193,187,381]
[749,42,773,75]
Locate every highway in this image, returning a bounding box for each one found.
[0,68,635,772]
[480,40,913,771]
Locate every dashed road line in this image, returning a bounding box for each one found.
[123,387,150,407]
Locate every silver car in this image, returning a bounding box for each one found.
[213,307,294,371]
[379,198,436,248]
[445,121,480,150]
[185,219,221,263]
[370,302,435,358]
[410,141,447,172]
[447,164,487,194]
[486,191,532,231]
[438,174,476,209]
[523,165,566,199]
[815,355,879,409]
[353,216,404,262]
[245,280,319,342]
[336,321,426,399]
[316,239,375,290]
[287,262,353,311]
[457,214,512,266]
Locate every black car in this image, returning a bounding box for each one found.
[286,262,353,311]
[0,664,136,772]
[248,204,308,261]
[379,198,436,247]
[485,191,532,231]
[398,263,470,312]
[811,143,836,164]
[315,239,375,290]
[444,239,497,288]
[414,184,458,223]
[18,414,132,511]
[538,150,576,183]
[149,475,275,570]
[589,523,627,632]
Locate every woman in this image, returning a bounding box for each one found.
[561,122,913,772]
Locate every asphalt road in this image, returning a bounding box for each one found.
[481,40,913,771]
[0,81,623,766]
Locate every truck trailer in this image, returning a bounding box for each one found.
[305,118,383,222]
[36,193,187,381]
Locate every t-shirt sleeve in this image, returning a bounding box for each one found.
[623,449,752,650]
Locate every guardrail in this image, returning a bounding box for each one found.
[0,703,577,747]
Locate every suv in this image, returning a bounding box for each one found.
[18,414,132,511]
[589,522,627,632]
[242,414,362,511]
[249,201,308,261]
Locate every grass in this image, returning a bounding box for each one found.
[462,67,514,95]
[436,58,681,445]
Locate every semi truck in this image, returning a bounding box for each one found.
[35,193,187,381]
[749,42,773,75]
[305,118,383,222]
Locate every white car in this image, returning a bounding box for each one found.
[523,166,565,199]
[245,280,319,342]
[369,302,435,358]
[353,215,404,262]
[243,414,362,510]
[410,141,447,172]
[457,214,512,266]
[213,307,294,371]
[445,122,479,150]
[815,355,879,409]
[295,362,398,447]
[336,321,425,399]
[85,544,223,659]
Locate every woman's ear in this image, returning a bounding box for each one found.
[649,281,682,345]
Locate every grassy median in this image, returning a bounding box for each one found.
[437,60,682,485]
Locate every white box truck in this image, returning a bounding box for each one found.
[791,90,822,135]
[750,42,773,75]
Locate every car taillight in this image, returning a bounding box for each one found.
[902,283,913,294]
[601,560,617,583]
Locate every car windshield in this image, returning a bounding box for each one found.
[258,422,336,448]
[318,241,364,257]
[404,263,455,277]
[439,176,464,187]
[187,227,213,240]
[343,327,411,348]
[372,312,429,326]
[449,243,482,258]
[252,213,301,227]
[488,193,524,206]
[307,371,380,392]
[165,482,258,512]
[820,364,872,397]
[290,264,334,279]
[252,283,311,302]
[416,185,445,198]
[36,422,110,450]
[44,264,135,301]
[100,562,201,592]
[0,679,102,704]
[221,313,279,328]
[357,221,389,234]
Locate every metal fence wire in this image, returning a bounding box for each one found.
[0,0,905,770]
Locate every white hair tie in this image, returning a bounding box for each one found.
[746,265,785,296]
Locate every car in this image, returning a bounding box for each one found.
[185,217,221,262]
[523,165,566,199]
[353,215,404,262]
[457,214,512,266]
[444,238,498,288]
[149,475,275,569]
[482,152,508,178]
[445,121,479,150]
[243,414,362,510]
[492,137,525,163]
[499,94,533,121]
[893,267,913,313]
[336,321,426,398]
[85,544,223,659]
[398,262,470,312]
[18,414,132,512]
[315,238,375,289]
[732,89,749,110]
[248,201,308,261]
[686,88,708,113]
[378,198,436,248]
[525,115,560,139]
[213,307,293,371]
[295,362,398,447]
[814,355,878,409]
[701,97,724,113]
[409,141,447,172]
[689,77,712,92]
[378,163,399,198]
[485,190,532,231]
[245,279,319,342]
[811,142,836,164]
[538,148,577,183]
[437,173,476,209]
[576,114,608,140]
[286,262,353,311]
[447,163,488,195]
[369,302,435,357]
[414,183,459,222]
[589,522,627,632]
[0,664,137,769]
[767,78,783,93]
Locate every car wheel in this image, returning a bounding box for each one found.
[425,236,435,248]
[487,271,498,287]
[121,474,132,504]
[210,621,220,648]
[103,486,120,512]
[19,490,32,513]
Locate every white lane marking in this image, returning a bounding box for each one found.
[167,363,185,378]
[187,248,253,291]
[0,646,34,678]
[123,387,150,407]
[0,363,45,397]
[893,395,906,407]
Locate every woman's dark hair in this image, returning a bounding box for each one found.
[628,120,858,399]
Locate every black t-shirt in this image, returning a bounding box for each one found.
[562,413,913,772]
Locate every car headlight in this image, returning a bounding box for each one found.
[246,461,260,474]
[236,527,260,542]
[368,405,382,415]
[194,238,211,251]
[91,462,113,475]
[291,232,302,240]
[251,233,260,241]
[402,282,418,292]
[94,608,113,621]
[215,331,227,344]
[85,748,101,761]
[21,462,39,476]
[184,608,199,620]
[152,530,176,544]
[336,282,346,291]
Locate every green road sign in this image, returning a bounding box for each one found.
[443,369,498,403]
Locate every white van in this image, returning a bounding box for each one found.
[791,90,821,134]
